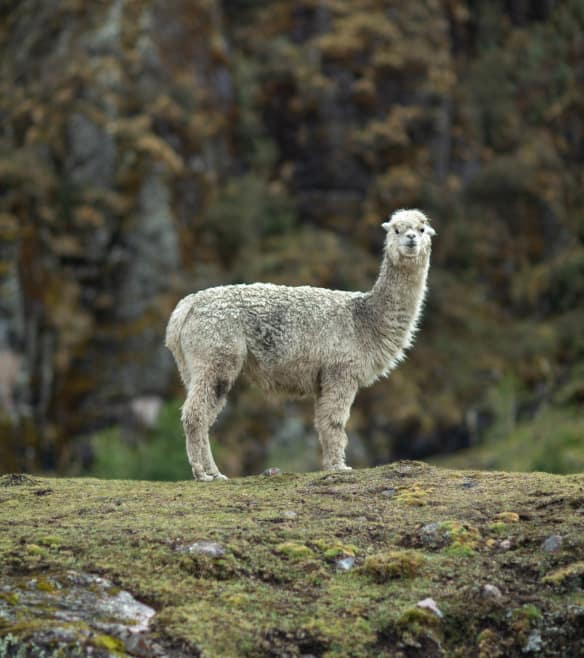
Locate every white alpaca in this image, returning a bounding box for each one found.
[165,209,435,480]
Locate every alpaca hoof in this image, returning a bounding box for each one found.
[211,472,228,481]
[193,470,214,482]
[325,464,352,472]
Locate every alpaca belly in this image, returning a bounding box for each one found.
[243,355,316,397]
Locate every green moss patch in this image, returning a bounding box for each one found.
[398,606,442,632]
[394,483,433,506]
[362,550,426,582]
[439,521,481,556]
[275,541,314,560]
[542,562,584,590]
[313,539,358,560]
[92,633,125,652]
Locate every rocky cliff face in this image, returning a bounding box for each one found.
[1,1,583,473]
[0,0,236,469]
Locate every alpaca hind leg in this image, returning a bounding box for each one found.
[181,382,214,482]
[200,379,231,480]
[314,373,357,471]
[182,357,241,481]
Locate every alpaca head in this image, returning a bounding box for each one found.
[382,209,436,265]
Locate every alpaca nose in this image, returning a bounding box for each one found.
[406,231,417,243]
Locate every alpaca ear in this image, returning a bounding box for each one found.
[382,221,392,232]
[426,225,436,237]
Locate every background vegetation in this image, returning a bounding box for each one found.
[1,0,583,478]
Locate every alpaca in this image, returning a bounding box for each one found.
[165,209,435,480]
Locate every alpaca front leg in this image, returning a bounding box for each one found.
[182,419,213,482]
[202,438,228,480]
[314,375,358,471]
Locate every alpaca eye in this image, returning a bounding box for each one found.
[420,227,425,233]
[394,228,399,234]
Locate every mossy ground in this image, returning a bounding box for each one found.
[1,462,584,657]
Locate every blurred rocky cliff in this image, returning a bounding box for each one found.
[1,0,583,474]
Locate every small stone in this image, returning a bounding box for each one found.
[461,478,476,489]
[482,584,503,601]
[416,597,443,619]
[186,541,225,558]
[418,522,443,548]
[124,633,155,658]
[523,630,543,653]
[282,510,297,520]
[500,539,512,551]
[381,488,396,497]
[541,535,563,553]
[263,467,282,477]
[336,557,355,571]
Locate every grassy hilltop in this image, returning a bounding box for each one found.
[1,462,584,657]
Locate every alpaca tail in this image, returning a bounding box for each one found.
[165,294,196,388]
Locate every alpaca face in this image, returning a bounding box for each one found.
[382,209,436,262]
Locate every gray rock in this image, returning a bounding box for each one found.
[541,535,563,553]
[263,467,282,477]
[186,541,226,558]
[500,539,512,551]
[117,172,180,322]
[421,522,440,535]
[419,522,446,548]
[124,632,163,657]
[282,510,298,519]
[482,584,503,601]
[381,488,396,497]
[416,597,443,619]
[336,557,355,571]
[523,630,543,653]
[67,113,116,188]
[0,571,155,649]
[83,0,123,52]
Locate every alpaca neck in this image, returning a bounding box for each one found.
[364,249,430,346]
